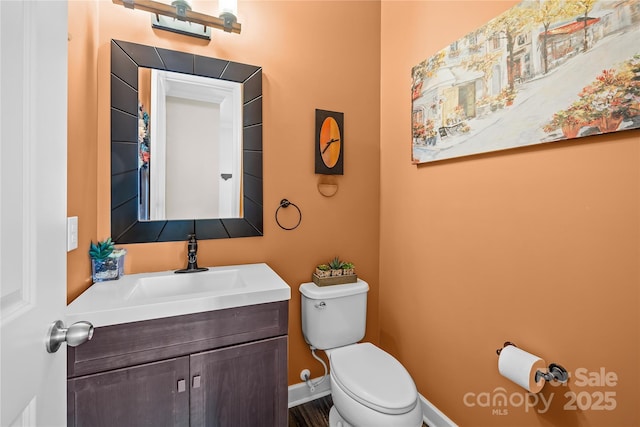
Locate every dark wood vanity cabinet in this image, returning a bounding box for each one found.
[67,356,190,426]
[67,301,288,427]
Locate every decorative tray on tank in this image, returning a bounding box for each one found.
[311,274,358,287]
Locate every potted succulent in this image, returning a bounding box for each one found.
[312,256,359,286]
[329,257,343,276]
[341,262,355,276]
[315,263,331,278]
[89,238,120,282]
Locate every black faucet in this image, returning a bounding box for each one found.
[175,234,209,273]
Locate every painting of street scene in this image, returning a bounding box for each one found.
[411,0,640,164]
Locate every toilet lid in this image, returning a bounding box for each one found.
[330,343,418,415]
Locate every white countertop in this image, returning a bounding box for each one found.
[66,263,291,328]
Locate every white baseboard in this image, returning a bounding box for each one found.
[419,394,458,427]
[288,375,332,408]
[288,377,456,427]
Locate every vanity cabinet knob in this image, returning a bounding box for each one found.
[193,375,201,389]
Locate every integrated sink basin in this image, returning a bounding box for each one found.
[66,263,291,328]
[127,269,246,302]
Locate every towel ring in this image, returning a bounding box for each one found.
[275,199,302,230]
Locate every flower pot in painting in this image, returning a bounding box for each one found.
[598,115,623,133]
[561,123,582,139]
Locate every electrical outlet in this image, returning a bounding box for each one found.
[67,216,78,252]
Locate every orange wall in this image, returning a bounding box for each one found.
[380,2,639,426]
[68,1,99,298]
[69,2,640,423]
[67,0,381,386]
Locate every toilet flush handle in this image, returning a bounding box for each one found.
[315,301,327,309]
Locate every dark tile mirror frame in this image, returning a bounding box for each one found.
[111,39,263,243]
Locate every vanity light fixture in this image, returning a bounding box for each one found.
[112,0,241,40]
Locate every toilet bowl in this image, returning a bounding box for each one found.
[299,280,423,426]
[327,342,423,427]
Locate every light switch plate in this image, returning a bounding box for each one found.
[67,216,78,252]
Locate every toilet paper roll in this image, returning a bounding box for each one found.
[498,345,546,393]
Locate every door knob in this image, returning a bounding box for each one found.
[46,320,94,353]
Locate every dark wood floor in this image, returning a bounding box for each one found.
[289,395,333,427]
[288,395,428,427]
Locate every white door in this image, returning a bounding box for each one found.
[1,1,68,426]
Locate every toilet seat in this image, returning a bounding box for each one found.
[329,343,418,415]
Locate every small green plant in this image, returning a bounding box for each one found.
[341,262,354,270]
[89,238,115,260]
[316,264,330,271]
[329,257,343,270]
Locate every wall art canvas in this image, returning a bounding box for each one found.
[411,0,640,164]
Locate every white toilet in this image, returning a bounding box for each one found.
[300,280,423,427]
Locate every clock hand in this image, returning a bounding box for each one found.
[321,138,340,154]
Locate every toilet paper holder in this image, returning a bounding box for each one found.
[496,342,569,384]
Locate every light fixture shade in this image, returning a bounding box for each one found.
[112,0,241,37]
[219,0,237,16]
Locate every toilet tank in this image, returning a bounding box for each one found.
[299,280,369,350]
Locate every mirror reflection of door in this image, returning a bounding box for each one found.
[138,68,242,221]
[165,96,220,219]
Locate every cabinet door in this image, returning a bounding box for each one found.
[190,336,287,427]
[68,356,190,427]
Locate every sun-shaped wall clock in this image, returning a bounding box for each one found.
[315,109,344,175]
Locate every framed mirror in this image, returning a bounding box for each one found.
[111,39,262,243]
